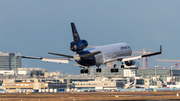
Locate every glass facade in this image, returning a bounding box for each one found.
[137,69,180,77]
[0,53,21,70]
[90,67,124,77]
[90,67,180,78]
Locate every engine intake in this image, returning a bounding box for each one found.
[125,60,136,66]
[70,40,88,52]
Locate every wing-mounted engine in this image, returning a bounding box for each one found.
[125,60,136,66]
[70,39,88,52]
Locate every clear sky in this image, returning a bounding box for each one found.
[0,0,180,74]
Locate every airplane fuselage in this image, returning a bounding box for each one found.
[21,22,162,74]
[75,43,132,67]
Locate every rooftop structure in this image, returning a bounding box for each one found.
[73,77,125,90]
[89,66,180,78]
[2,79,67,93]
[137,69,180,77]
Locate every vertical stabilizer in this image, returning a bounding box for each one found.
[130,78,135,85]
[71,23,81,43]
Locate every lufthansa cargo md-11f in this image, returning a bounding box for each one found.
[20,23,162,74]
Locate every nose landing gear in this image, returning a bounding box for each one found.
[121,62,124,68]
[111,64,119,73]
[96,68,101,72]
[80,68,89,74]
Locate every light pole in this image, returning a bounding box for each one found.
[154,65,159,86]
[171,66,175,77]
[171,66,175,85]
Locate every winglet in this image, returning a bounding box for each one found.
[14,50,21,57]
[15,50,18,56]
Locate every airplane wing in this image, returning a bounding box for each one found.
[20,56,73,64]
[105,45,162,63]
[19,51,101,64]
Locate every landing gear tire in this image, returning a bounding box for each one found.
[85,69,88,73]
[121,65,124,68]
[115,68,119,72]
[80,69,89,74]
[111,69,114,73]
[96,68,101,73]
[111,64,119,73]
[80,69,84,74]
[111,68,119,73]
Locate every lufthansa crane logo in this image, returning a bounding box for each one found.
[120,45,130,50]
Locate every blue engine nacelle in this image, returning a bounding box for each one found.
[70,40,88,52]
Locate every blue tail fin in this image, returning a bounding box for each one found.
[70,23,88,53]
[160,79,167,87]
[71,23,81,43]
[130,78,135,85]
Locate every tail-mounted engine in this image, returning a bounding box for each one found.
[125,60,136,66]
[70,39,88,52]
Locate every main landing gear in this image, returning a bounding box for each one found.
[111,64,119,73]
[121,62,124,68]
[110,63,124,73]
[96,68,101,73]
[96,65,102,73]
[80,68,89,74]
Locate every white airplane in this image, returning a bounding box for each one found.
[20,23,162,74]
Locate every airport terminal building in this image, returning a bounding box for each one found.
[89,67,180,79]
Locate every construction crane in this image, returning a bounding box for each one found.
[133,49,151,69]
[157,59,180,68]
[174,63,180,68]
[89,46,150,69]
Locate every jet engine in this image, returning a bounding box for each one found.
[125,60,136,66]
[70,39,88,52]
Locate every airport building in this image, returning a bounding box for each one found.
[89,65,138,77]
[89,67,180,78]
[2,79,67,93]
[73,77,125,90]
[0,68,47,78]
[0,52,21,70]
[137,68,180,78]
